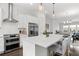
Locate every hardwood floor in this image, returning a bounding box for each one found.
[0,48,23,56]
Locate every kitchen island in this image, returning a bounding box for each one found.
[23,34,64,56]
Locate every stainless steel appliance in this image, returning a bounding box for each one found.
[28,23,38,37]
[3,3,18,23]
[4,34,20,52]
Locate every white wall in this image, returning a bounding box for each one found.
[46,16,60,33]
[18,14,46,36]
[0,22,19,34]
[0,3,50,34]
[45,14,53,32]
[45,13,60,33]
[1,3,79,34]
[0,3,19,34]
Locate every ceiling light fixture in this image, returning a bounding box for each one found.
[52,3,55,16]
[39,3,43,11]
[63,16,72,25]
[66,16,72,24]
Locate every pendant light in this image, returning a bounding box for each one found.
[39,3,43,11]
[52,3,55,16]
[52,3,56,34]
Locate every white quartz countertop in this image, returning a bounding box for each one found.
[24,34,63,48]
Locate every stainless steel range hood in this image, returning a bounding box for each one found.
[3,3,18,23]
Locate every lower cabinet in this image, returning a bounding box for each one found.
[35,45,48,56]
[0,35,4,54]
[35,44,62,56]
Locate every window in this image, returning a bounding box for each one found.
[63,25,69,31]
[63,25,68,28]
[70,25,76,28]
[70,25,76,32]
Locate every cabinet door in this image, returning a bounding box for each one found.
[20,35,26,48]
[20,37,23,48]
[0,8,2,28]
[0,36,4,54]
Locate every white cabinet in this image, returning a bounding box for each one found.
[0,35,4,54]
[20,34,27,48]
[0,8,2,28]
[18,15,27,28]
[62,37,71,55]
[20,35,23,48]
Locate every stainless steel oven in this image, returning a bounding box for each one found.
[28,23,38,37]
[4,34,20,52]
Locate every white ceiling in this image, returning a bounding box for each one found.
[14,3,79,22]
[1,3,79,23]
